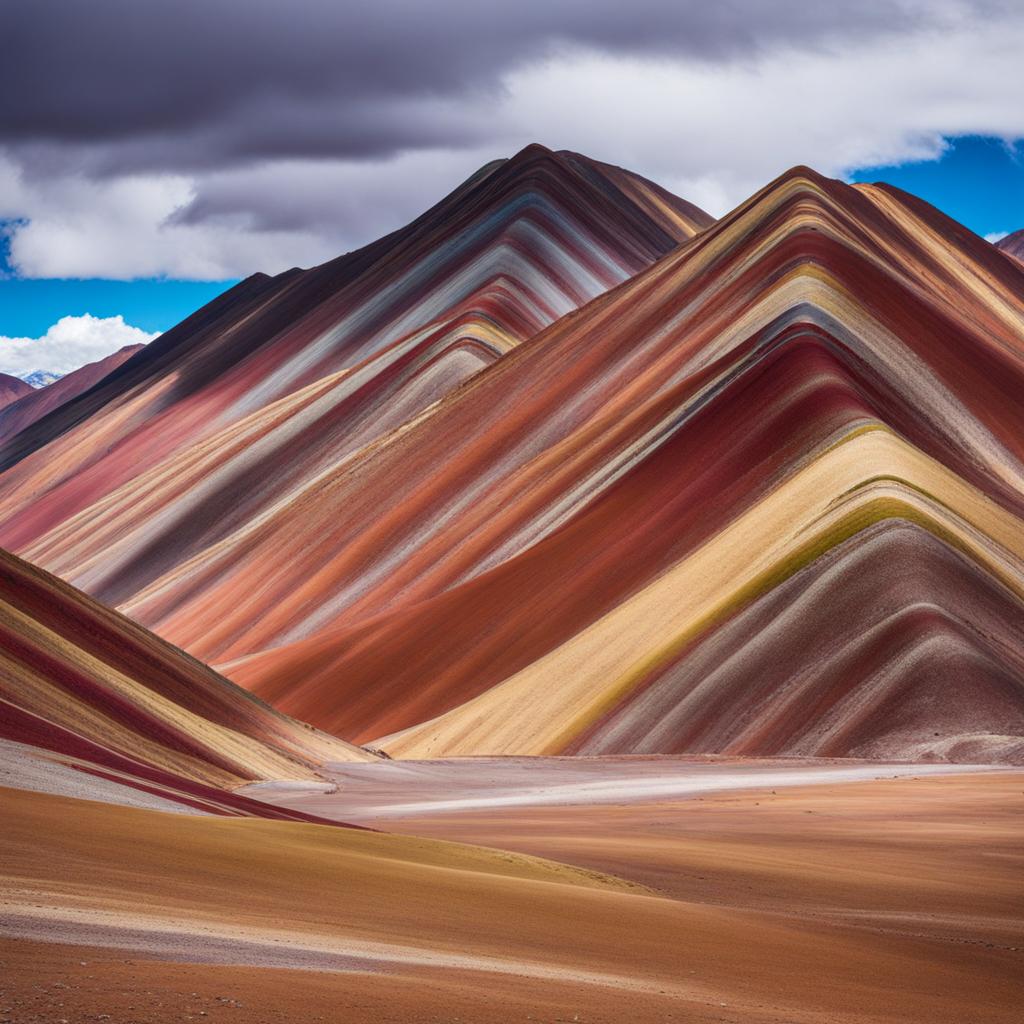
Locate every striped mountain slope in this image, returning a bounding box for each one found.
[3,156,1023,764]
[0,145,710,609]
[0,344,144,444]
[104,165,1024,764]
[0,545,371,816]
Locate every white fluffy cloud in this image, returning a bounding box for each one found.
[1,3,1023,279]
[985,231,1010,243]
[0,148,506,279]
[0,160,341,280]
[501,15,1024,214]
[0,314,158,377]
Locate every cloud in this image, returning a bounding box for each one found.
[985,231,1010,243]
[0,157,343,279]
[1,1,1023,278]
[0,314,158,377]
[0,1,934,171]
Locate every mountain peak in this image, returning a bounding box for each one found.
[778,163,829,182]
[23,370,63,389]
[506,141,557,161]
[0,373,34,410]
[0,147,712,591]
[996,227,1024,263]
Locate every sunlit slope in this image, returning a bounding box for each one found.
[0,546,370,806]
[380,430,1024,758]
[0,146,709,611]
[109,167,1024,762]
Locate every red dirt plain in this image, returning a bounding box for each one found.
[3,761,1022,1023]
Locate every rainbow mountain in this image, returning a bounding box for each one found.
[1,150,1022,765]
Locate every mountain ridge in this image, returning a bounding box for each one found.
[0,343,145,445]
[1,155,1022,764]
[0,145,712,579]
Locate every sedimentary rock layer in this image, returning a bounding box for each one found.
[0,144,708,609]
[2,156,1023,763]
[0,546,369,815]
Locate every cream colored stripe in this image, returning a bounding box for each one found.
[380,427,1024,757]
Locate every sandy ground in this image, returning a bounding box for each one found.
[0,740,207,816]
[240,755,1001,817]
[3,759,1023,1022]
[303,759,1024,934]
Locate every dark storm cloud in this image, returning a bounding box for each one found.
[4,0,1021,280]
[2,0,942,173]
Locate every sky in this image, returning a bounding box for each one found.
[2,0,1024,378]
[849,135,1024,243]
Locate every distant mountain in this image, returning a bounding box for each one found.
[0,373,34,411]
[996,227,1024,264]
[22,370,63,389]
[0,344,146,445]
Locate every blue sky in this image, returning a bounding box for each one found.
[0,224,238,375]
[849,136,1024,241]
[0,264,236,339]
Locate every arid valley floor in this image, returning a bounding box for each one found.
[4,757,1023,1023]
